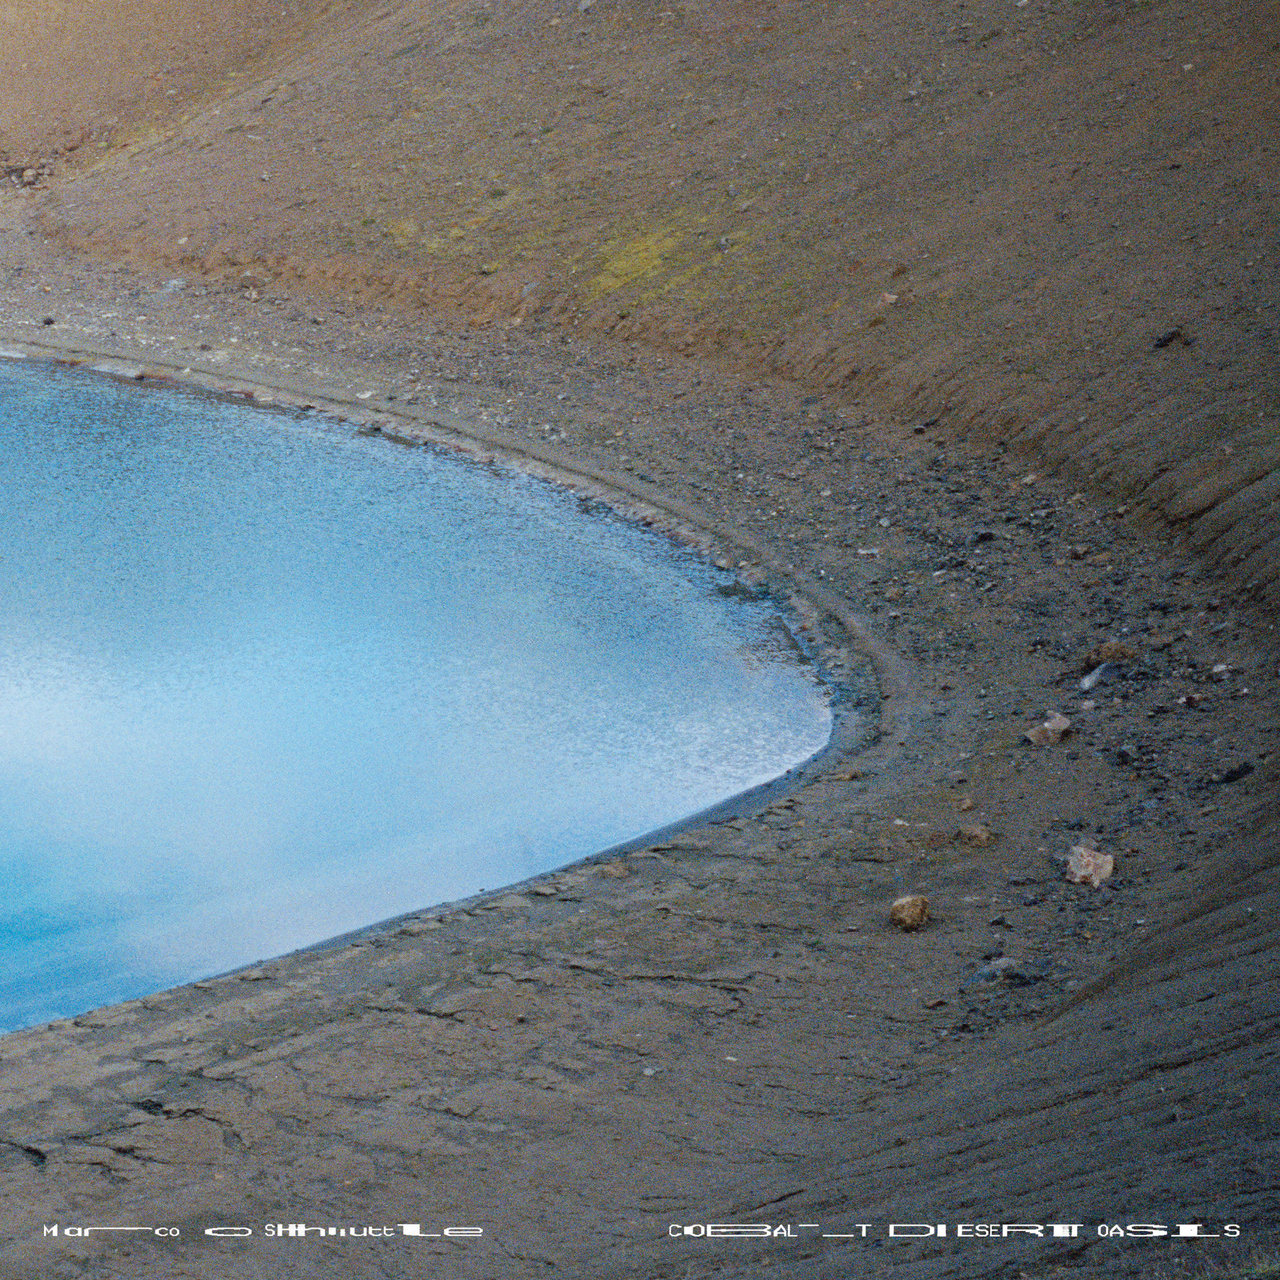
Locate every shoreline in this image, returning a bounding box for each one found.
[0,219,1275,1279]
[0,328,920,750]
[0,329,893,889]
[0,339,871,1031]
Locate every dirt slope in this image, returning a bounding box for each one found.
[0,2,1276,1277]
[10,0,1279,608]
[0,0,358,161]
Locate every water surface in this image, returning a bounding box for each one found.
[0,359,832,1030]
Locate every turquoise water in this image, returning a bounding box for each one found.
[0,359,832,1030]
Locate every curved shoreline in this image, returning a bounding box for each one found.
[0,330,924,762]
[0,331,922,852]
[0,0,1275,1261]
[0,344,863,1020]
[0,241,1275,1280]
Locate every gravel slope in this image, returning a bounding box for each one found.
[9,0,1278,604]
[0,1,1276,1276]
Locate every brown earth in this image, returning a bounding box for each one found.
[7,0,1279,608]
[0,0,1277,1277]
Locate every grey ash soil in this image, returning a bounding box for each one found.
[0,218,1275,1280]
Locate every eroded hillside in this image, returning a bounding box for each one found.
[7,0,1279,604]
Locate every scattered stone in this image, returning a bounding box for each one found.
[1065,844,1114,888]
[957,796,975,811]
[1213,761,1255,785]
[889,895,931,931]
[1079,662,1123,692]
[1178,692,1205,708]
[974,956,1018,982]
[1084,640,1138,669]
[1025,711,1071,745]
[957,823,995,847]
[397,919,442,935]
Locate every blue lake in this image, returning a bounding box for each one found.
[0,358,832,1030]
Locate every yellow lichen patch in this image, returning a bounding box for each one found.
[655,259,710,297]
[84,121,169,171]
[586,223,691,300]
[385,217,420,246]
[583,205,776,313]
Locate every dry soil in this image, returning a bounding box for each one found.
[0,1,1276,1277]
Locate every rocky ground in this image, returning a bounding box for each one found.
[0,0,1277,1276]
[0,204,1275,1280]
[5,0,1278,605]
